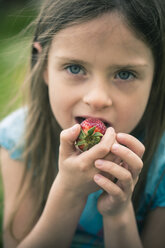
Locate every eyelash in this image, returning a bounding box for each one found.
[64,64,86,75]
[64,64,137,82]
[115,70,137,81]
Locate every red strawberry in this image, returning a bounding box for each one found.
[76,118,106,151]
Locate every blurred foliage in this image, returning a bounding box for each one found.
[0,1,41,119]
[0,1,40,246]
[0,0,41,10]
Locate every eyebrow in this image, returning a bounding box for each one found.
[55,56,90,67]
[55,56,149,69]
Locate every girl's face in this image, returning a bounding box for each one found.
[44,13,154,133]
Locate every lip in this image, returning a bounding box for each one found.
[75,116,112,128]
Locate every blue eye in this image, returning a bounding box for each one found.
[116,71,135,80]
[66,65,84,75]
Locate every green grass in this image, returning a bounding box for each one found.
[0,6,38,120]
[0,5,38,246]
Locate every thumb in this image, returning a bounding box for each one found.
[60,124,81,157]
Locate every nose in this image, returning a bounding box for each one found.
[83,83,112,110]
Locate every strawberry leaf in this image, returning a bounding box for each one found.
[79,129,86,139]
[87,126,96,135]
[95,137,101,144]
[76,140,86,146]
[93,132,103,137]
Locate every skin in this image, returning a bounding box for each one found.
[2,12,165,248]
[44,10,152,220]
[44,13,154,134]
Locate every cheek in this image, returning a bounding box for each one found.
[48,90,69,128]
[117,92,150,133]
[47,82,64,121]
[48,86,69,115]
[47,82,77,128]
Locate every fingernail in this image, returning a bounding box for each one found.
[111,144,119,151]
[109,127,115,133]
[71,124,79,133]
[117,133,124,138]
[95,160,103,167]
[94,174,101,181]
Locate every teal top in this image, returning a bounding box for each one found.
[0,108,165,248]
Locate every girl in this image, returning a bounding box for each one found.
[0,0,165,247]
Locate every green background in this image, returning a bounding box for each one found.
[0,1,40,246]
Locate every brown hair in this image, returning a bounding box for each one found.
[9,0,165,240]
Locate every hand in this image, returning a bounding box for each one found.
[57,124,116,199]
[93,133,145,216]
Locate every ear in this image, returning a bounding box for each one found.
[33,42,42,53]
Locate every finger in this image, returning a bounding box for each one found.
[116,133,145,158]
[93,174,124,200]
[104,152,121,165]
[60,124,81,157]
[95,160,133,192]
[111,144,143,180]
[79,127,116,163]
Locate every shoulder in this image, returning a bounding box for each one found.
[145,132,165,208]
[152,132,165,165]
[136,133,165,231]
[0,107,27,160]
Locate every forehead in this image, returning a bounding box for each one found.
[51,13,140,45]
[49,12,153,66]
[55,13,121,40]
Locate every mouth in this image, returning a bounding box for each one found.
[75,116,111,128]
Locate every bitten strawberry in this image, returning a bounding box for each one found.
[76,118,106,151]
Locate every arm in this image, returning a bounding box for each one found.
[0,148,86,248]
[1,125,116,248]
[0,148,39,247]
[103,202,142,248]
[94,133,145,248]
[104,206,165,248]
[18,174,87,248]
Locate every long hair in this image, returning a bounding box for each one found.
[9,0,165,240]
